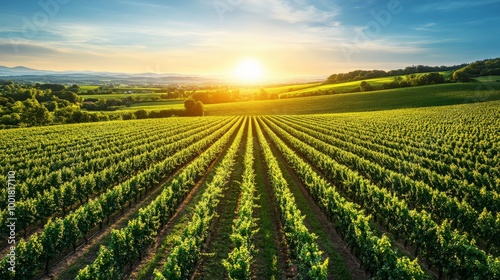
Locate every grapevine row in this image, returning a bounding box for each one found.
[222,118,258,279]
[0,118,225,210]
[0,117,231,239]
[0,119,186,179]
[0,119,200,197]
[275,116,500,215]
[285,115,499,193]
[267,117,500,252]
[263,117,500,278]
[255,117,329,279]
[153,117,245,280]
[257,117,426,279]
[308,107,499,173]
[0,117,239,279]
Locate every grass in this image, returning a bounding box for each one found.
[280,77,395,97]
[239,82,323,96]
[115,87,162,91]
[475,75,500,82]
[202,82,500,116]
[118,100,184,111]
[79,92,167,99]
[279,72,454,98]
[79,85,100,93]
[82,79,500,116]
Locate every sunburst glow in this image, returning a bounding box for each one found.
[234,58,265,83]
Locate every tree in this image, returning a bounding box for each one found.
[426,72,445,84]
[193,101,204,116]
[121,112,136,120]
[134,109,148,119]
[184,99,204,116]
[453,69,471,82]
[184,99,196,112]
[359,81,374,91]
[0,113,21,126]
[21,99,51,126]
[43,101,58,112]
[69,84,80,93]
[258,88,269,100]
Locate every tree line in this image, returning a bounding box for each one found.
[0,82,205,129]
[325,64,465,84]
[452,58,500,82]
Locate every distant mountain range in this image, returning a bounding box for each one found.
[0,65,327,85]
[0,66,220,85]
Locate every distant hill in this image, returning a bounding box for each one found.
[0,66,219,85]
[0,66,56,76]
[325,64,466,84]
[452,58,500,81]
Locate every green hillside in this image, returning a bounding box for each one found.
[279,71,453,98]
[203,82,500,115]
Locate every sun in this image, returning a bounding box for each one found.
[234,58,265,83]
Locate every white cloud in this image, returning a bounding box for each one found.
[246,0,338,24]
[414,0,500,13]
[413,22,436,31]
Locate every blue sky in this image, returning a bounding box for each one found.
[0,0,499,80]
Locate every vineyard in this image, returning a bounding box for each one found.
[1,100,500,279]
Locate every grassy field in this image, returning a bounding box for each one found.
[79,73,462,114]
[79,85,100,93]
[279,77,394,96]
[79,92,167,99]
[278,71,454,98]
[475,75,500,82]
[203,82,500,115]
[78,83,322,99]
[239,82,323,96]
[120,100,184,111]
[90,82,500,116]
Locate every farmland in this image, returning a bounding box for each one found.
[1,99,499,279]
[79,81,500,116]
[203,82,500,115]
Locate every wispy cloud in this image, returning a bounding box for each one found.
[414,0,500,13]
[0,42,61,57]
[246,0,338,24]
[413,22,437,31]
[465,17,500,25]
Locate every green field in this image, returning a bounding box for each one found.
[239,82,323,96]
[475,75,500,82]
[120,100,184,111]
[203,82,500,115]
[79,92,167,99]
[279,71,454,98]
[79,85,100,93]
[88,80,500,116]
